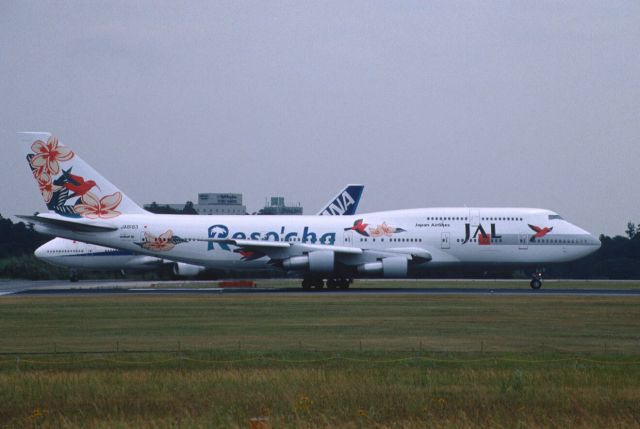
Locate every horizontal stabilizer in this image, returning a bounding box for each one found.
[16,214,119,232]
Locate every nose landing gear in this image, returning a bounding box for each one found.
[530,271,543,289]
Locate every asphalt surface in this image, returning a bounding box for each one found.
[1,279,640,297]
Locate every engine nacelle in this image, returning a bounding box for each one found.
[172,262,205,277]
[282,251,335,273]
[282,256,309,271]
[357,261,383,275]
[357,257,408,278]
[308,251,335,273]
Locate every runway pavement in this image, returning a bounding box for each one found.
[1,279,640,297]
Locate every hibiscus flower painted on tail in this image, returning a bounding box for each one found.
[19,132,147,219]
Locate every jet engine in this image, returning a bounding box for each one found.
[172,262,205,278]
[357,256,408,277]
[282,250,335,273]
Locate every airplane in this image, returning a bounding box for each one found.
[34,184,365,281]
[19,133,601,290]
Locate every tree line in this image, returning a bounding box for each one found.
[1,213,639,280]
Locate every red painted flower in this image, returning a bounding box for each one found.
[74,192,122,219]
[368,222,405,237]
[369,222,394,237]
[141,230,176,252]
[36,172,61,204]
[30,136,74,178]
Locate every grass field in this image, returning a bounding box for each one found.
[1,291,640,428]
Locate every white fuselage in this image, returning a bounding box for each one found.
[35,239,165,270]
[33,207,600,275]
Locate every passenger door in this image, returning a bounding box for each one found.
[343,230,355,247]
[441,232,450,249]
[469,209,480,227]
[518,233,528,250]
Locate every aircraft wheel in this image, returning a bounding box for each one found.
[314,279,325,289]
[69,270,79,283]
[339,278,351,289]
[530,278,542,290]
[302,278,312,290]
[326,279,337,289]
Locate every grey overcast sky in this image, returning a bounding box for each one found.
[1,1,638,236]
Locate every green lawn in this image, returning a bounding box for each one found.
[1,292,639,428]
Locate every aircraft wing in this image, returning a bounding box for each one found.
[202,238,430,266]
[204,238,362,254]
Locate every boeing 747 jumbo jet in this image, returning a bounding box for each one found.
[19,133,600,289]
[35,185,365,281]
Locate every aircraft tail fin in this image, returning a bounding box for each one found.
[20,132,147,218]
[317,184,364,216]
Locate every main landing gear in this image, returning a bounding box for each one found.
[301,277,352,290]
[530,271,543,290]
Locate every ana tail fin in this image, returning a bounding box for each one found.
[20,132,146,218]
[317,184,364,216]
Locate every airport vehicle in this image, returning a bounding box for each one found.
[19,133,600,289]
[35,184,365,280]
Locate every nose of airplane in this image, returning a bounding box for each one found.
[34,243,48,259]
[568,221,601,253]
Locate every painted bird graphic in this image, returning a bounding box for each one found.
[528,224,553,242]
[235,249,265,261]
[59,168,100,198]
[345,219,369,236]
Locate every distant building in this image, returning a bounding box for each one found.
[144,193,246,215]
[195,193,246,215]
[258,197,303,215]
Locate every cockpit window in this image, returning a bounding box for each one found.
[548,215,563,220]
